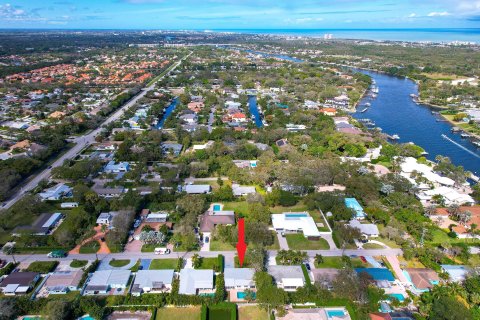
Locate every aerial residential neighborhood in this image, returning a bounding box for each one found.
[0,6,479,320]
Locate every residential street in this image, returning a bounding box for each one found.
[1,53,191,211]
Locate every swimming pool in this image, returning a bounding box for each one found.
[80,317,95,320]
[213,204,221,211]
[326,310,346,318]
[388,293,406,302]
[237,291,256,299]
[285,213,308,218]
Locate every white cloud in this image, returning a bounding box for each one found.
[427,11,450,17]
[407,13,417,18]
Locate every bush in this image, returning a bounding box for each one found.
[0,262,18,276]
[217,255,224,273]
[70,259,88,268]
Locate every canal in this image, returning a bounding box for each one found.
[248,95,264,128]
[352,70,480,174]
[155,97,179,129]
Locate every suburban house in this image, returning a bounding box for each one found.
[405,268,440,292]
[233,160,258,169]
[60,202,79,208]
[13,212,63,236]
[104,161,130,173]
[278,308,351,320]
[232,184,256,197]
[161,143,183,156]
[231,113,247,123]
[96,212,116,226]
[145,212,169,223]
[92,182,125,198]
[268,265,305,291]
[311,268,340,290]
[39,183,72,201]
[319,107,337,116]
[441,265,470,282]
[224,267,255,290]
[131,270,175,296]
[345,198,367,219]
[0,272,40,295]
[348,220,379,238]
[184,184,212,194]
[178,269,214,295]
[84,270,131,295]
[187,101,205,113]
[44,270,83,294]
[179,114,198,124]
[199,210,235,233]
[355,268,395,288]
[271,212,321,240]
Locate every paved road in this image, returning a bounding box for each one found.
[0,248,403,265]
[1,53,191,210]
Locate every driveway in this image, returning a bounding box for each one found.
[321,234,338,250]
[200,232,211,251]
[276,232,289,250]
[386,255,409,284]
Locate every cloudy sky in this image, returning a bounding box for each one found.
[0,0,479,29]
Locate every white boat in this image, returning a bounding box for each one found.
[360,108,368,113]
[389,134,400,140]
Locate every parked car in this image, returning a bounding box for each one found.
[47,250,66,258]
[154,247,171,255]
[205,236,209,243]
[305,263,311,271]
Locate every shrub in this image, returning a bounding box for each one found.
[26,261,58,273]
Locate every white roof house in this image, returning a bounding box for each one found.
[421,187,475,206]
[401,157,455,186]
[96,212,115,225]
[348,220,379,237]
[178,269,214,295]
[84,270,131,295]
[268,265,305,291]
[39,184,72,201]
[224,268,255,289]
[271,212,321,239]
[184,184,212,194]
[131,270,175,296]
[232,184,256,197]
[104,161,130,173]
[145,213,169,223]
[441,265,470,282]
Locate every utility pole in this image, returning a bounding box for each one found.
[420,227,426,247]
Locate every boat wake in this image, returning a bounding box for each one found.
[441,134,480,159]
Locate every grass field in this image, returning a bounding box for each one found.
[363,243,385,249]
[210,239,235,251]
[79,241,99,254]
[197,257,219,270]
[286,234,330,250]
[238,306,268,320]
[70,260,88,268]
[222,201,250,215]
[109,259,130,267]
[26,261,58,273]
[155,307,201,320]
[149,259,178,270]
[314,256,368,269]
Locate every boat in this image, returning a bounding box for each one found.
[460,133,472,138]
[360,108,368,113]
[389,134,400,140]
[371,87,379,94]
[365,102,371,107]
[451,127,461,133]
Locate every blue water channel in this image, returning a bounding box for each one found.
[155,97,179,129]
[248,95,264,128]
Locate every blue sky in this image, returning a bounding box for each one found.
[0,0,479,29]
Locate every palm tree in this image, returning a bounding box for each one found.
[2,244,16,264]
[314,254,324,265]
[459,210,472,225]
[447,204,460,219]
[424,205,437,217]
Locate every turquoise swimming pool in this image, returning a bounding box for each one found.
[213,204,221,211]
[326,310,346,318]
[80,317,95,320]
[237,291,256,299]
[388,293,405,302]
[285,213,308,218]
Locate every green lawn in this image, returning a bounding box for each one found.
[238,306,268,320]
[109,259,130,267]
[79,241,99,254]
[270,202,309,214]
[427,229,480,245]
[70,260,88,268]
[149,259,179,270]
[363,243,385,249]
[210,240,235,251]
[222,201,250,215]
[155,306,201,320]
[314,256,368,269]
[141,244,157,252]
[267,231,280,250]
[286,234,330,250]
[26,261,58,273]
[197,257,219,270]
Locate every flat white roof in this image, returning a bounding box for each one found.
[271,212,320,237]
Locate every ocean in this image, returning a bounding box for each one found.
[214,28,480,43]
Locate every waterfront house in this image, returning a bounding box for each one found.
[178,269,214,295]
[268,265,305,291]
[430,206,480,239]
[131,270,175,296]
[0,272,40,295]
[441,265,470,282]
[271,212,321,239]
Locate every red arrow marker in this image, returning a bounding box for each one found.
[236,218,247,267]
